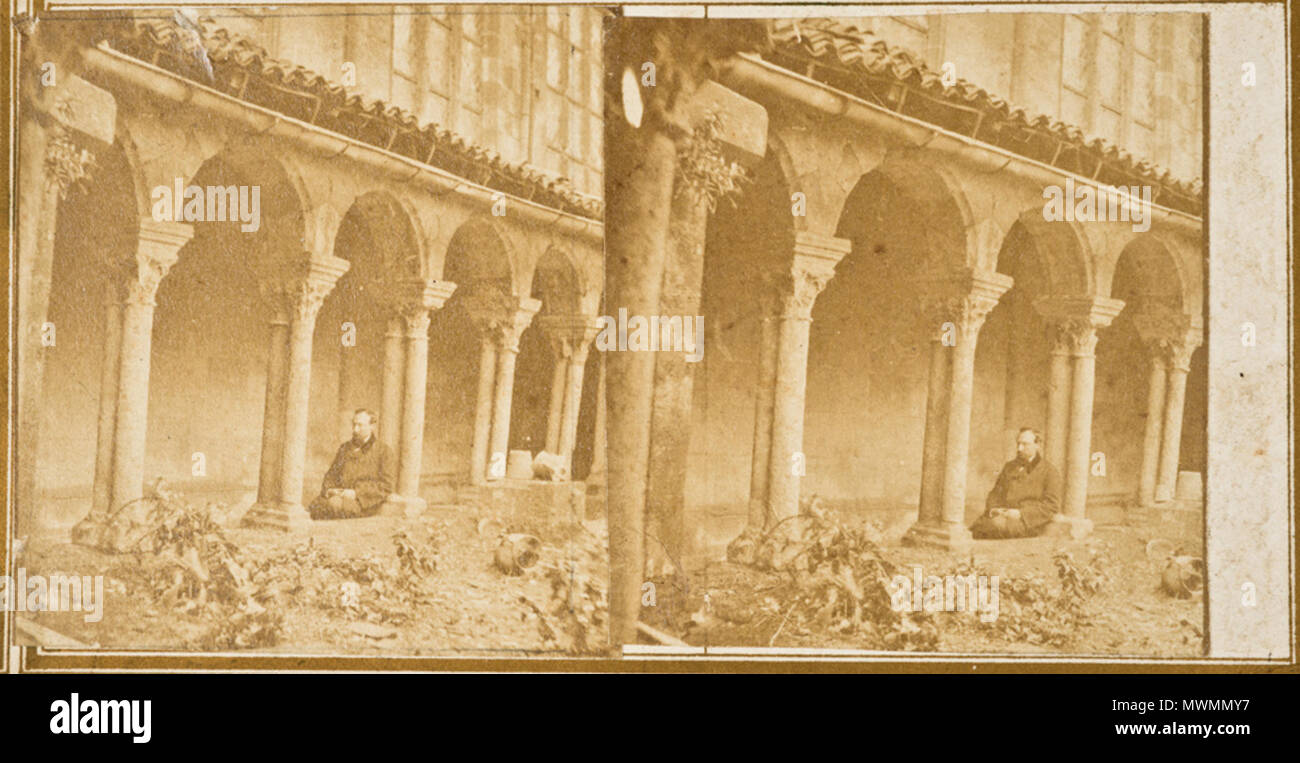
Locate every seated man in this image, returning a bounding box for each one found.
[970,427,1062,539]
[308,408,396,520]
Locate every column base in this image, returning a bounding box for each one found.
[379,495,427,518]
[902,520,973,553]
[1043,515,1094,540]
[242,501,312,532]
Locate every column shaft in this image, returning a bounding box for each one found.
[108,299,159,513]
[470,336,497,485]
[916,339,950,525]
[488,345,520,477]
[747,311,779,528]
[254,305,291,506]
[1156,365,1190,502]
[1063,352,1097,517]
[1045,348,1072,472]
[940,338,978,527]
[397,311,431,511]
[766,313,813,522]
[379,317,405,459]
[545,355,568,452]
[559,352,589,468]
[1138,356,1169,506]
[338,338,359,442]
[89,294,124,518]
[588,356,607,482]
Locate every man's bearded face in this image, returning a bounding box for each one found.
[1016,431,1040,462]
[352,412,375,443]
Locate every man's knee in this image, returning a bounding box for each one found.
[309,493,349,520]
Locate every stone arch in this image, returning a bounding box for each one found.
[834,154,975,275]
[530,245,583,316]
[1000,216,1094,298]
[1106,233,1190,313]
[333,191,424,289]
[1093,231,1203,507]
[439,215,522,295]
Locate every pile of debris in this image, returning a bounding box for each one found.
[962,546,1110,647]
[715,497,1113,651]
[498,522,609,655]
[106,481,445,649]
[722,497,939,650]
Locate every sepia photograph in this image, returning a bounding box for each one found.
[2,0,1293,687]
[604,10,1211,655]
[11,3,610,656]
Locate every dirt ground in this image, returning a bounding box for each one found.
[16,508,1200,657]
[17,508,608,657]
[645,523,1204,655]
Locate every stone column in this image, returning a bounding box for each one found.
[764,233,850,524]
[379,316,405,459]
[1063,326,1099,520]
[108,220,194,515]
[1156,336,1200,502]
[337,328,359,442]
[1035,296,1125,536]
[746,289,780,529]
[89,290,124,518]
[73,286,124,544]
[558,319,602,470]
[544,335,572,453]
[389,281,457,516]
[914,330,951,529]
[251,284,292,512]
[481,296,542,479]
[904,270,1012,551]
[469,334,498,485]
[589,355,607,483]
[245,256,350,531]
[1137,342,1169,507]
[1044,334,1073,473]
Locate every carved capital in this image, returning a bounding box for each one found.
[120,219,193,307]
[1132,308,1202,371]
[771,232,851,322]
[1050,317,1100,358]
[461,288,540,354]
[401,307,432,339]
[272,254,351,327]
[391,279,457,339]
[1035,295,1126,358]
[916,269,1013,344]
[539,314,603,364]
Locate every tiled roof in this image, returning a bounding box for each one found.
[764,19,1202,216]
[93,12,603,220]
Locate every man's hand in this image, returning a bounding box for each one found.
[339,489,357,500]
[1001,509,1021,521]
